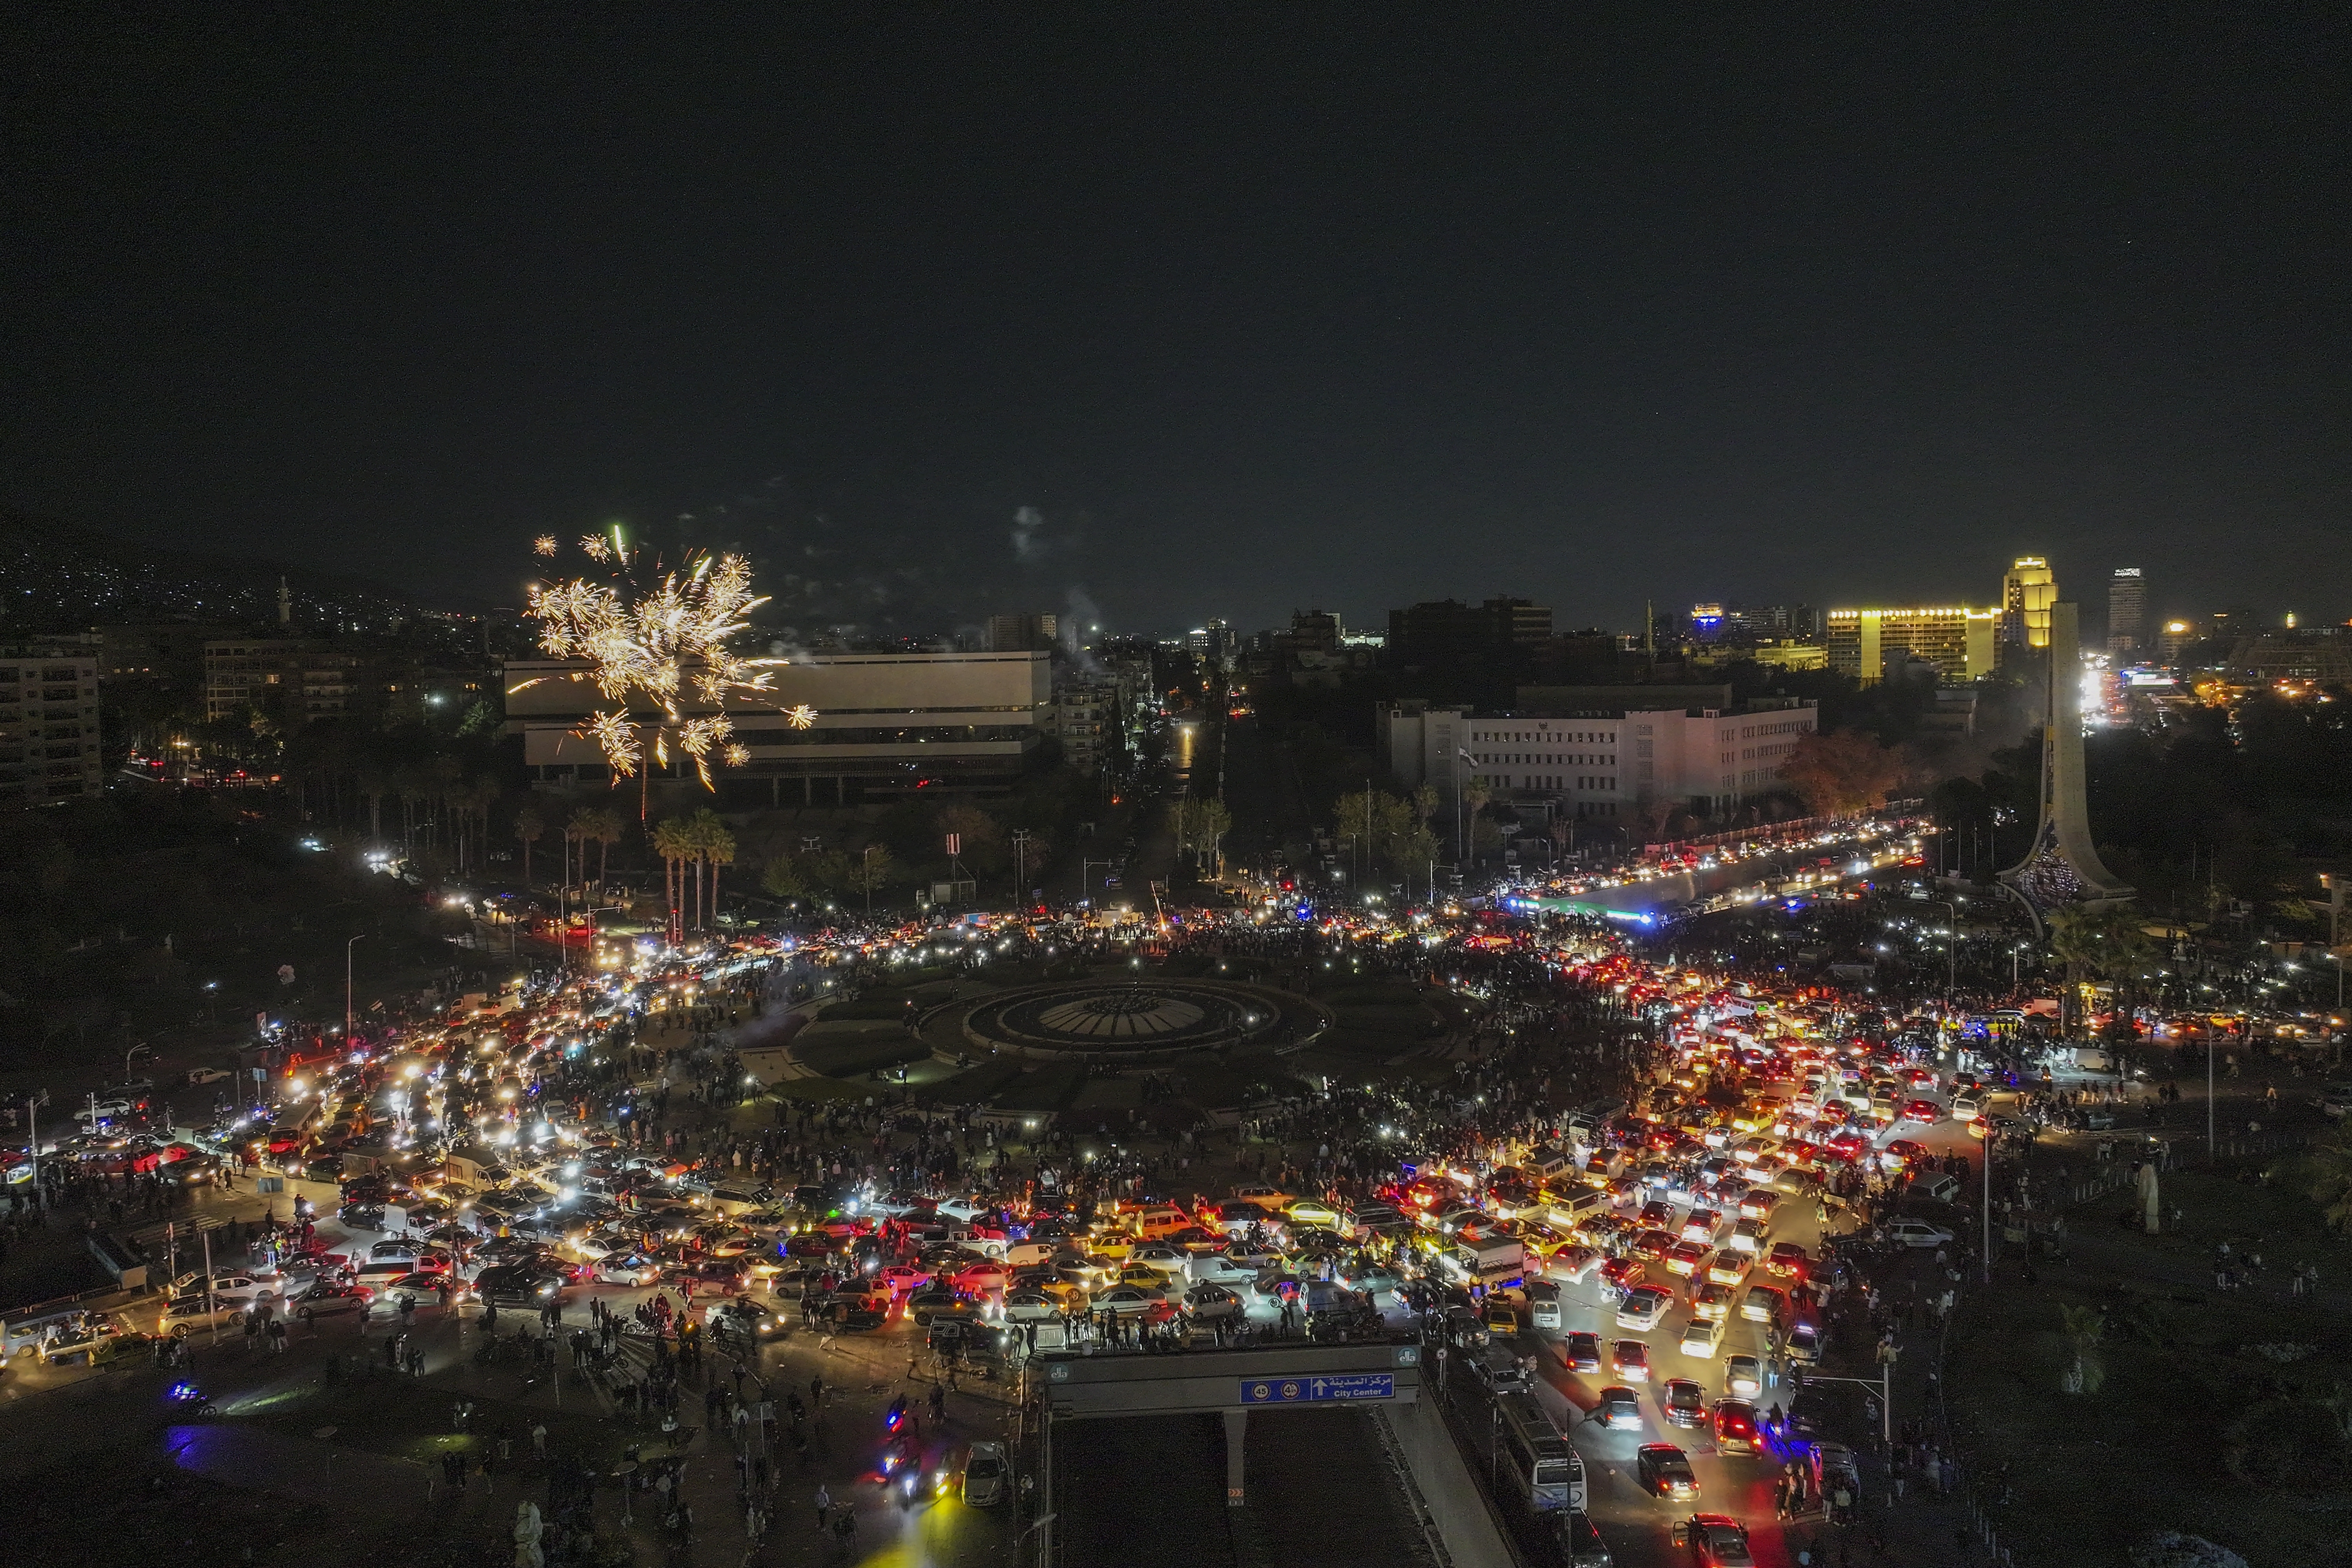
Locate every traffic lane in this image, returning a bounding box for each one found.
[1520,1213,1825,1565]
[740,1308,1019,1563]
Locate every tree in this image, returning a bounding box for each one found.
[565,804,603,889]
[1778,729,1910,818]
[513,803,544,886]
[580,806,624,887]
[652,816,693,941]
[935,803,1007,876]
[1192,799,1233,874]
[857,843,898,915]
[2049,902,2157,1039]
[691,808,736,927]
[2058,1303,2106,1395]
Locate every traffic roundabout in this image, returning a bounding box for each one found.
[958,977,1324,1063]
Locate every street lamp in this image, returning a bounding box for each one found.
[345,934,368,1042]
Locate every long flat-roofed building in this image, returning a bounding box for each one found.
[504,649,1051,806]
[1824,607,2000,683]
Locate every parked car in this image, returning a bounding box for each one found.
[961,1441,1009,1507]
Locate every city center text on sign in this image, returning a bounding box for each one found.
[1238,1373,1396,1404]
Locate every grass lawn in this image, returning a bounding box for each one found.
[1949,1168,2352,1568]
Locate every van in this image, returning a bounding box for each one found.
[1131,1207,1191,1240]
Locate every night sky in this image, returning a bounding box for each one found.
[6,7,2346,637]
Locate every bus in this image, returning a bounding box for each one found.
[1495,1390,1586,1513]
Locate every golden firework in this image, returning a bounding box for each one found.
[512,534,816,799]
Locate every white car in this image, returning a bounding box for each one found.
[936,1198,989,1224]
[1679,1317,1725,1359]
[1887,1220,1954,1250]
[1185,1252,1261,1287]
[1001,1290,1065,1323]
[1093,1284,1166,1317]
[1180,1284,1246,1322]
[184,1273,281,1304]
[593,1253,661,1286]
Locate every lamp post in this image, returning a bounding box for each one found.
[345,934,367,1042]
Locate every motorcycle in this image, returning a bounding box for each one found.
[166,1381,219,1418]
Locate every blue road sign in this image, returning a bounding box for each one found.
[1239,1373,1396,1405]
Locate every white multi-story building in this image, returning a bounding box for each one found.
[505,649,1052,806]
[1379,687,1817,820]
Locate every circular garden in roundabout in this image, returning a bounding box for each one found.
[961,977,1324,1063]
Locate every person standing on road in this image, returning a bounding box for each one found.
[814,1483,831,1532]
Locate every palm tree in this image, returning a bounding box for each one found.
[514,803,545,886]
[1194,798,1233,877]
[581,806,624,889]
[652,817,693,944]
[566,805,603,891]
[691,809,736,927]
[2049,903,2154,1039]
[2057,1303,2105,1394]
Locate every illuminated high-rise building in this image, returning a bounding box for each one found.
[1824,607,2001,683]
[2003,557,2056,648]
[2107,568,2146,654]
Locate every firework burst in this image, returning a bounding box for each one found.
[512,531,819,800]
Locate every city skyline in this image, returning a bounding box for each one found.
[5,11,2346,637]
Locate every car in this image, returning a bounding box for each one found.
[1181,1284,1245,1322]
[1127,1243,1191,1278]
[1000,1289,1066,1322]
[1887,1220,1955,1249]
[1611,1340,1651,1382]
[1786,1320,1824,1365]
[962,1441,1009,1507]
[1589,1386,1644,1430]
[1900,1099,1942,1125]
[1705,1252,1751,1287]
[1597,1256,1646,1298]
[1484,1302,1521,1337]
[1765,1242,1811,1278]
[1736,1189,1779,1221]
[1951,1091,1983,1122]
[1725,1354,1763,1398]
[874,1264,933,1295]
[186,1067,234,1085]
[1561,1331,1603,1374]
[713,1294,794,1341]
[1094,1284,1166,1316]
[1739,1284,1788,1325]
[1473,1344,1536,1394]
[1665,1242,1711,1278]
[474,1264,564,1305]
[1616,1287,1671,1331]
[1678,1209,1720,1244]
[1545,1245,1604,1284]
[593,1253,661,1286]
[951,1260,1012,1295]
[156,1296,245,1338]
[905,1287,968,1325]
[1727,1218,1768,1255]
[187,1273,281,1304]
[296,1280,375,1321]
[1679,1318,1724,1359]
[1671,1514,1755,1568]
[1637,1443,1701,1500]
[1711,1399,1761,1454]
[379,1272,450,1298]
[36,1315,128,1364]
[1660,1377,1708,1428]
[1690,1282,1735,1322]
[1229,1183,1293,1212]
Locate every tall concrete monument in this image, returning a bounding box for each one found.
[2001,601,2135,912]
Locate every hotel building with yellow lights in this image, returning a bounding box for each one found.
[1824,607,2002,683]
